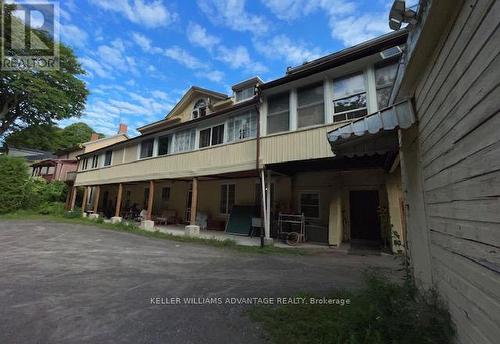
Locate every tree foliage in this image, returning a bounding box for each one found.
[4,122,96,151]
[0,2,89,136]
[0,155,30,213]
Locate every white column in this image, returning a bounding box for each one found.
[266,170,271,239]
[324,78,334,124]
[289,89,298,131]
[366,66,378,114]
[260,170,268,239]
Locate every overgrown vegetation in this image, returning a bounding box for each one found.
[0,156,67,214]
[249,274,454,344]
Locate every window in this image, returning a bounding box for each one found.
[267,92,289,134]
[220,184,235,215]
[140,138,154,159]
[192,99,207,119]
[227,111,257,142]
[375,62,398,109]
[332,73,367,122]
[82,157,88,170]
[173,129,196,153]
[158,135,172,156]
[297,83,324,128]
[235,87,254,102]
[300,192,320,219]
[161,187,170,201]
[199,128,211,148]
[199,124,225,148]
[104,150,112,166]
[91,155,99,168]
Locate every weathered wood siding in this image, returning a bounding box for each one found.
[403,1,500,343]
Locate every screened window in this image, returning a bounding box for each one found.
[104,150,112,166]
[173,129,196,153]
[193,99,207,119]
[220,184,235,215]
[227,111,257,142]
[91,155,99,168]
[332,73,367,122]
[267,92,289,134]
[161,187,170,201]
[375,63,398,110]
[199,128,211,148]
[211,124,224,145]
[300,192,320,219]
[82,158,88,170]
[158,135,172,156]
[297,83,324,128]
[140,138,154,158]
[235,87,254,102]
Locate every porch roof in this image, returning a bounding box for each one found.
[327,100,415,157]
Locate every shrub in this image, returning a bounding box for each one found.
[63,208,82,218]
[250,273,454,344]
[0,156,30,214]
[37,202,66,216]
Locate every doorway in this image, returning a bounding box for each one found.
[349,190,381,243]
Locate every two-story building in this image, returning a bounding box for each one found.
[72,30,408,252]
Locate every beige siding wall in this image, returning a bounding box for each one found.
[76,139,257,186]
[260,124,340,165]
[401,1,500,343]
[83,134,127,153]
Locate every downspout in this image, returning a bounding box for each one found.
[255,90,265,248]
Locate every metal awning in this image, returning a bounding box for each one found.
[327,100,415,156]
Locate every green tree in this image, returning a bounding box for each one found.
[0,2,89,136]
[57,123,94,149]
[0,156,29,213]
[4,124,62,151]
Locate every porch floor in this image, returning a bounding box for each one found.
[155,224,337,250]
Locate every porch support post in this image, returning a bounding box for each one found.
[266,170,271,239]
[190,177,198,225]
[81,186,88,216]
[115,183,123,218]
[147,180,155,220]
[93,185,100,214]
[70,186,77,211]
[260,170,269,240]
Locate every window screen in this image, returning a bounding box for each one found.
[104,150,112,166]
[297,83,324,128]
[332,73,367,122]
[267,92,289,134]
[158,135,171,156]
[140,138,154,158]
[375,63,398,109]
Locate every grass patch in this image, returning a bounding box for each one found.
[249,274,454,344]
[0,210,307,256]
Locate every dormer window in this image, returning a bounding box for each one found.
[192,99,207,119]
[235,87,255,102]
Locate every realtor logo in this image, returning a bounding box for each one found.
[1,1,60,71]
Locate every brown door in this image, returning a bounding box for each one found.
[349,190,381,241]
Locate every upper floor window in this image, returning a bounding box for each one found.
[140,138,154,159]
[174,129,196,153]
[267,92,289,134]
[158,134,172,156]
[91,155,99,169]
[82,157,88,170]
[297,83,324,128]
[192,99,207,119]
[332,73,367,122]
[227,111,257,142]
[104,150,112,166]
[375,62,398,110]
[235,87,254,102]
[199,124,225,148]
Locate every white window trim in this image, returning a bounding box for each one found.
[298,191,321,220]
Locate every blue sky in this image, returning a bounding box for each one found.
[55,0,408,137]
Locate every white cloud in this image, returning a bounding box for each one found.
[197,0,269,34]
[254,34,324,65]
[263,0,390,46]
[164,46,208,70]
[60,24,88,48]
[151,90,169,100]
[131,32,163,53]
[217,45,267,73]
[90,0,176,28]
[197,70,225,83]
[187,22,220,51]
[79,56,113,79]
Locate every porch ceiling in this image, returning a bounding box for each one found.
[266,154,393,175]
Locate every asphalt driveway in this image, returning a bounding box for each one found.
[0,220,401,344]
